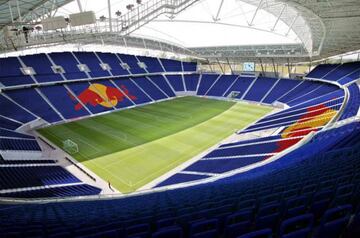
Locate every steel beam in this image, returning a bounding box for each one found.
[76,0,83,12]
[271,4,286,31]
[214,0,225,22]
[108,0,112,32]
[249,0,264,26]
[16,0,22,22]
[8,1,14,23]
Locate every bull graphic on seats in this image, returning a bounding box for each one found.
[70,83,137,110]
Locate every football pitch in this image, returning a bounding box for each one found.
[38,96,272,193]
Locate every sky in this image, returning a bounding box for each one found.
[55,0,300,48]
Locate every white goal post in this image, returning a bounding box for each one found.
[229,91,241,99]
[63,139,79,154]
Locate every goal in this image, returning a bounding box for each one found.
[229,91,241,99]
[63,139,79,154]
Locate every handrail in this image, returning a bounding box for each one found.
[64,157,96,182]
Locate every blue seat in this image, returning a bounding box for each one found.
[189,218,219,238]
[237,229,273,238]
[79,229,118,238]
[279,214,314,238]
[258,194,281,207]
[331,184,355,206]
[344,206,360,237]
[314,204,352,238]
[224,209,253,238]
[48,231,72,238]
[310,191,332,220]
[152,226,183,238]
[125,223,150,238]
[237,199,257,210]
[156,217,177,230]
[255,203,281,230]
[282,195,309,218]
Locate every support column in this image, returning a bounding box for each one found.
[8,1,14,23]
[259,58,265,76]
[272,4,286,31]
[16,0,22,22]
[272,58,278,78]
[76,0,83,12]
[287,58,292,78]
[108,0,113,32]
[216,58,225,74]
[226,58,234,74]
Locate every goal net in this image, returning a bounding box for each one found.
[229,91,241,99]
[63,139,79,154]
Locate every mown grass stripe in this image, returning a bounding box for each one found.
[38,96,271,193]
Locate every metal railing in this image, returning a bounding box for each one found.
[118,0,199,35]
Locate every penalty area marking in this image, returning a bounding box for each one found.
[84,158,135,187]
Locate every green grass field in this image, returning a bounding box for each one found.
[38,96,272,193]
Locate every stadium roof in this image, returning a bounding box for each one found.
[0,0,72,28]
[0,0,360,64]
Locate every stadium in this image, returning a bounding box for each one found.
[0,0,360,237]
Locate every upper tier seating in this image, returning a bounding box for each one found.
[96,52,130,76]
[208,76,256,99]
[0,52,197,87]
[277,81,325,104]
[184,74,200,91]
[307,62,360,85]
[73,52,111,78]
[49,52,89,80]
[197,74,221,95]
[20,53,64,83]
[207,75,239,97]
[166,75,185,92]
[262,78,301,104]
[0,57,36,86]
[137,55,164,73]
[284,84,339,107]
[243,77,279,102]
[159,58,182,72]
[306,64,339,79]
[118,54,147,75]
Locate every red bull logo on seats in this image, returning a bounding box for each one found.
[273,103,337,154]
[71,83,136,110]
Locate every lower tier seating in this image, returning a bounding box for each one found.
[0,184,101,198]
[340,83,360,120]
[0,138,41,151]
[0,166,81,190]
[0,124,358,237]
